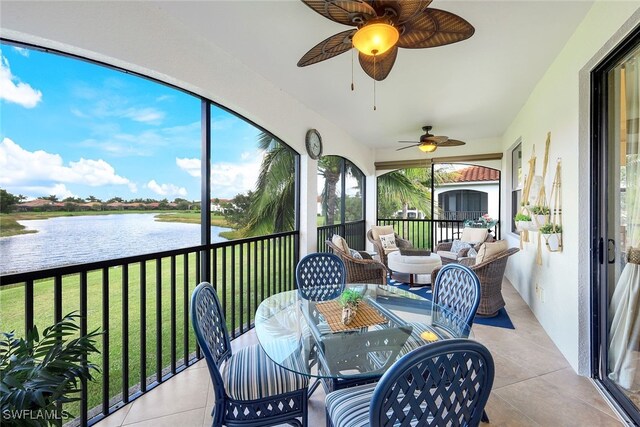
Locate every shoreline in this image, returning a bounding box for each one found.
[0,211,237,238]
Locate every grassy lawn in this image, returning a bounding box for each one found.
[0,216,37,237]
[0,236,296,421]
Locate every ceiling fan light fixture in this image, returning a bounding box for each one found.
[419,142,438,153]
[352,21,399,56]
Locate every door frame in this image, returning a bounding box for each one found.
[590,24,640,425]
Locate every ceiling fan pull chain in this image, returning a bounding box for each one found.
[351,47,355,91]
[373,54,377,111]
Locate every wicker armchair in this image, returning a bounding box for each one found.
[430,247,520,317]
[365,229,412,267]
[325,240,388,285]
[435,233,496,264]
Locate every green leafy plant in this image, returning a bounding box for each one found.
[0,312,101,426]
[514,213,532,222]
[539,223,562,234]
[339,289,363,307]
[530,205,550,215]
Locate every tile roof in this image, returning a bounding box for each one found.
[446,166,500,183]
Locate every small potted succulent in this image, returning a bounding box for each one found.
[531,205,550,228]
[339,289,363,325]
[514,213,533,231]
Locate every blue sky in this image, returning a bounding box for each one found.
[0,43,266,201]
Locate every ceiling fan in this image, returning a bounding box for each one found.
[397,126,466,153]
[297,0,474,81]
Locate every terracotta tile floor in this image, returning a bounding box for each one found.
[95,281,623,427]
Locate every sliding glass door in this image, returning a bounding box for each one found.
[592,26,640,424]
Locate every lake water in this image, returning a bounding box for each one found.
[0,213,231,275]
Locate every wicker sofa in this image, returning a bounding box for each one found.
[430,247,520,317]
[325,240,388,285]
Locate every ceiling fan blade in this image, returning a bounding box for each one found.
[372,0,431,24]
[301,0,376,26]
[398,140,421,143]
[397,8,474,49]
[298,29,356,67]
[396,144,421,151]
[438,139,466,147]
[358,46,397,81]
[424,135,448,144]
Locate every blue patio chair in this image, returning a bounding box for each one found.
[433,263,481,329]
[191,282,309,427]
[295,252,346,301]
[325,339,495,427]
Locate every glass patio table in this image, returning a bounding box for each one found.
[254,284,472,381]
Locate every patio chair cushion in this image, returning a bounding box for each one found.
[332,234,350,254]
[371,225,395,241]
[476,240,509,264]
[222,344,309,401]
[326,382,378,427]
[461,227,489,243]
[450,239,472,254]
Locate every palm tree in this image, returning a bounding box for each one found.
[318,156,342,225]
[245,132,296,236]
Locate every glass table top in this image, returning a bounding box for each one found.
[254,284,472,380]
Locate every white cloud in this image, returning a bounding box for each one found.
[210,156,262,199]
[12,47,29,57]
[176,157,200,177]
[146,180,187,197]
[10,183,76,200]
[122,107,165,124]
[0,137,134,190]
[0,52,42,108]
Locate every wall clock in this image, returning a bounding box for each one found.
[305,129,323,160]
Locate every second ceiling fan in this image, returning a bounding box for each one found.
[397,126,466,153]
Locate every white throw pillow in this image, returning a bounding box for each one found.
[476,240,509,264]
[460,227,488,243]
[371,225,395,241]
[378,233,398,252]
[467,247,478,258]
[331,234,350,254]
[349,249,363,259]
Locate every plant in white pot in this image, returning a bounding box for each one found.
[339,289,363,326]
[539,223,563,252]
[531,205,550,228]
[514,213,533,232]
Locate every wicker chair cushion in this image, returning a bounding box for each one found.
[476,240,509,264]
[222,344,309,400]
[332,234,350,254]
[460,227,488,243]
[371,225,395,241]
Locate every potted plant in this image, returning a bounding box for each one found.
[339,289,363,325]
[539,223,563,252]
[531,205,550,227]
[0,312,101,426]
[514,213,533,231]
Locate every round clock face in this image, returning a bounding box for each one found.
[305,129,322,160]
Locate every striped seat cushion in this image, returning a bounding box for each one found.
[326,382,432,427]
[325,383,377,427]
[222,344,309,401]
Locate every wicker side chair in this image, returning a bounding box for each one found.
[431,247,520,317]
[326,240,388,285]
[365,229,412,268]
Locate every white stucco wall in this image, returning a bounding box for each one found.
[501,1,640,374]
[0,1,378,255]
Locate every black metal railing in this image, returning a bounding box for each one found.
[0,231,299,427]
[377,219,500,250]
[440,210,487,221]
[317,220,366,252]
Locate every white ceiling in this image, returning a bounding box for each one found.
[152,0,594,150]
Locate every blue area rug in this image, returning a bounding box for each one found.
[387,278,515,330]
